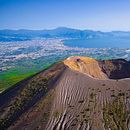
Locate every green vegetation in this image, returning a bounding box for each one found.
[54,111,61,118]
[0,55,64,93]
[0,62,54,92]
[103,92,130,130]
[0,67,35,92]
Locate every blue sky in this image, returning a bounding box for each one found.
[0,0,130,31]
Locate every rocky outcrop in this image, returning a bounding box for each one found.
[64,56,107,79]
[99,59,130,79]
[64,56,130,80]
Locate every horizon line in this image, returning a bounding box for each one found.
[0,27,130,33]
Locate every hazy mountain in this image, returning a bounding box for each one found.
[0,27,130,41]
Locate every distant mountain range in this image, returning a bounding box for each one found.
[0,27,130,42]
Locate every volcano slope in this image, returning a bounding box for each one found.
[0,56,130,130]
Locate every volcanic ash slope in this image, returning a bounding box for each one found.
[0,56,130,130]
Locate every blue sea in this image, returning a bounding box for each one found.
[64,37,130,48]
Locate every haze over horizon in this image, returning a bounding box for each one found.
[0,0,130,31]
[1,27,130,33]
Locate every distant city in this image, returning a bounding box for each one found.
[1,38,130,72]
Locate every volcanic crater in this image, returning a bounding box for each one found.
[0,56,130,130]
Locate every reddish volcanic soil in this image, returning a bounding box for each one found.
[0,56,130,130]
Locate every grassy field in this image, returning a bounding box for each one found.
[0,56,63,93]
[0,55,65,93]
[0,63,53,93]
[0,67,35,92]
